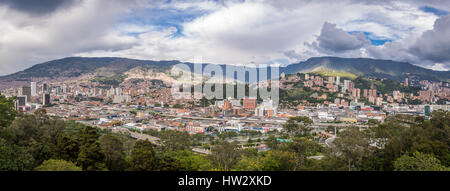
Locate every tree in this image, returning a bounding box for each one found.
[282,116,313,137]
[331,126,371,171]
[409,110,450,166]
[56,135,80,163]
[35,159,82,171]
[159,130,192,151]
[76,126,107,171]
[234,156,264,171]
[394,152,448,171]
[279,138,322,169]
[158,150,213,171]
[0,138,34,171]
[259,151,298,171]
[0,95,17,128]
[77,141,107,171]
[211,141,241,171]
[129,140,156,171]
[99,134,128,171]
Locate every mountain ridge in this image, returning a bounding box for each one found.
[0,56,448,88]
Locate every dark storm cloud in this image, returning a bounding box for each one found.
[316,22,367,52]
[0,0,78,15]
[409,15,450,63]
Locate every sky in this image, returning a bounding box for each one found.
[0,0,449,75]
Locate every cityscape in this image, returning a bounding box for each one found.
[0,0,449,174]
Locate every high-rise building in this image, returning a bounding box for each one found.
[335,76,340,86]
[17,95,27,107]
[43,93,51,106]
[42,83,48,92]
[31,82,37,97]
[342,80,351,93]
[404,78,409,86]
[20,86,32,103]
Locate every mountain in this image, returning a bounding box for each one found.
[1,57,181,80]
[281,57,450,82]
[0,56,448,88]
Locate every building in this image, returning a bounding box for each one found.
[31,82,37,97]
[43,93,51,106]
[342,80,353,93]
[16,95,27,107]
[42,83,48,92]
[20,86,32,103]
[314,76,323,86]
[243,97,257,111]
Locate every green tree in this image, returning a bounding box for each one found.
[99,134,128,171]
[394,152,448,171]
[259,151,298,171]
[157,150,213,171]
[0,138,34,171]
[77,142,107,171]
[234,156,264,171]
[129,140,156,171]
[56,135,80,163]
[282,116,313,137]
[331,126,371,171]
[279,138,323,169]
[159,130,192,151]
[0,95,17,128]
[211,141,241,171]
[76,126,107,171]
[35,159,82,171]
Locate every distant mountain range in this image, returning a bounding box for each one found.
[281,57,449,81]
[0,56,448,88]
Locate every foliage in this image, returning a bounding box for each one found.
[394,152,448,171]
[35,159,82,171]
[0,95,17,128]
[129,140,156,171]
[330,126,371,171]
[282,116,313,137]
[211,141,241,171]
[0,138,34,171]
[99,134,128,171]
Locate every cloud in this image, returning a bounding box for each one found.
[316,22,367,52]
[1,0,449,75]
[0,0,142,75]
[0,0,79,15]
[409,15,450,64]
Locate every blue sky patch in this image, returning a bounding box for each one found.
[348,31,392,46]
[119,5,212,38]
[420,6,449,16]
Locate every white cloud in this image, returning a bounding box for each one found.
[0,0,449,76]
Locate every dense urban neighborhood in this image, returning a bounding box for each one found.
[1,68,449,171]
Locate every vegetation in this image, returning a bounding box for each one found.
[308,69,358,79]
[35,159,82,171]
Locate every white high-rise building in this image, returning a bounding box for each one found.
[342,80,351,93]
[31,82,37,97]
[335,76,340,86]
